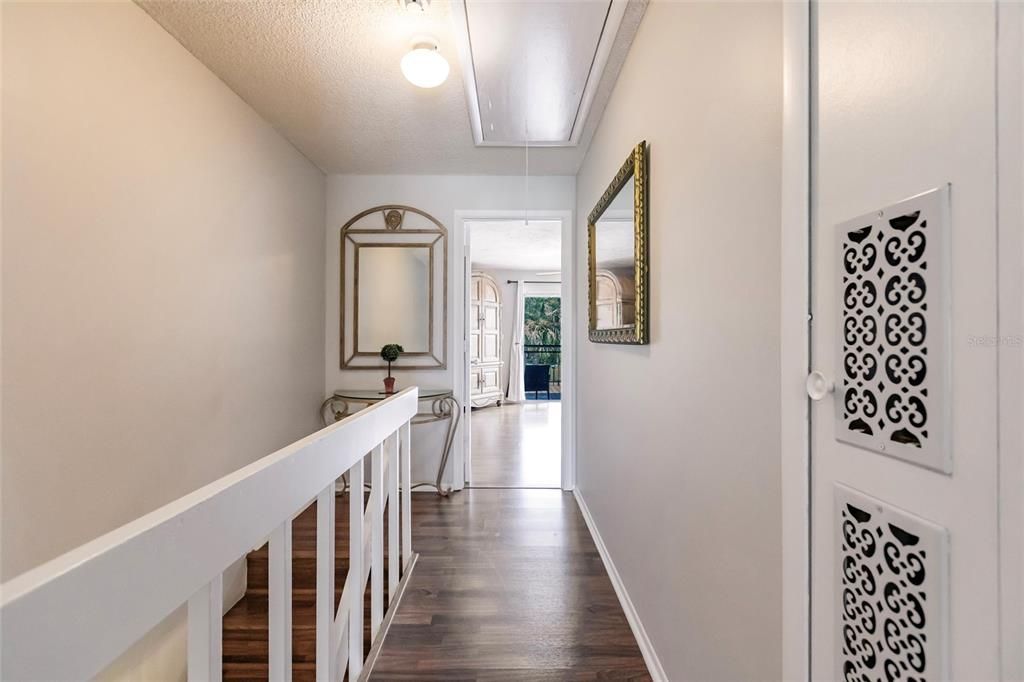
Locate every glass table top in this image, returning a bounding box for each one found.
[331,388,452,402]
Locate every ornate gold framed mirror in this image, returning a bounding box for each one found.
[588,141,649,344]
[340,205,447,369]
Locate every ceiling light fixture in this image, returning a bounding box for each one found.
[401,38,449,88]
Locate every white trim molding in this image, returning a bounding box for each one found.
[573,490,666,682]
[558,207,577,491]
[780,1,811,679]
[997,1,1024,678]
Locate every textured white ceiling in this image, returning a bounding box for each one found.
[138,0,644,175]
[469,220,561,271]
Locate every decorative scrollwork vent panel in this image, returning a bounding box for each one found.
[835,485,948,682]
[836,186,951,472]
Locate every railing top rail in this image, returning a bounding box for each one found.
[0,387,418,681]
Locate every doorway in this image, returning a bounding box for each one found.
[456,214,574,490]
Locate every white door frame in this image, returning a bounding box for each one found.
[780,1,811,678]
[452,209,576,492]
[997,1,1023,676]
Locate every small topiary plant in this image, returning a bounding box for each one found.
[380,343,404,378]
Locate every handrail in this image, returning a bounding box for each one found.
[0,387,419,681]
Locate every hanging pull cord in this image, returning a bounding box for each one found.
[524,50,530,226]
[525,131,530,226]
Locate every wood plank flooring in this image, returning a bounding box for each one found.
[222,488,648,681]
[471,403,561,488]
[369,489,650,681]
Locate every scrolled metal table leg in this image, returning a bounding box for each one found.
[431,395,461,496]
[324,393,460,497]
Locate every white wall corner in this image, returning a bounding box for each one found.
[572,490,666,682]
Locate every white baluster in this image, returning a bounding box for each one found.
[348,460,365,679]
[387,433,400,605]
[401,420,413,569]
[370,443,384,639]
[315,486,335,682]
[335,620,349,680]
[187,573,223,682]
[269,521,292,681]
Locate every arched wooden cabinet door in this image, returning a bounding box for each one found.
[595,269,636,330]
[470,273,503,408]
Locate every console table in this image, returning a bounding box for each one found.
[319,388,460,496]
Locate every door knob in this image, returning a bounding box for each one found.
[806,371,835,401]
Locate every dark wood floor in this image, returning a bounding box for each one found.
[222,488,649,681]
[370,489,650,681]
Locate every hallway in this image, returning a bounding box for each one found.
[471,403,561,488]
[370,489,649,680]
[5,2,1022,680]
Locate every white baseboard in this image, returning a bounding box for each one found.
[572,489,667,682]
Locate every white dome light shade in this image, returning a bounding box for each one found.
[401,42,449,88]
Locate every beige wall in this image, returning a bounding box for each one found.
[2,0,326,585]
[574,2,783,679]
[325,174,574,487]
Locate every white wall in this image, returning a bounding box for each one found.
[2,0,324,638]
[471,268,561,395]
[325,175,574,486]
[574,2,782,679]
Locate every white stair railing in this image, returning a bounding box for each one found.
[0,387,420,682]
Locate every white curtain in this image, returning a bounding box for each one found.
[506,280,526,403]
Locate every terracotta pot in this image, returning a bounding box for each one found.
[383,376,397,394]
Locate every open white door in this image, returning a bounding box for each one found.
[809,3,1005,678]
[462,237,473,487]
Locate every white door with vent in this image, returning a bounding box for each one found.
[809,3,1003,679]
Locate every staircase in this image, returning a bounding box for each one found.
[0,391,417,682]
[222,493,394,681]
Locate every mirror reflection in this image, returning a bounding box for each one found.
[593,174,637,330]
[356,246,430,352]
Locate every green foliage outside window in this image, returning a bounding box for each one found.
[524,297,560,366]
